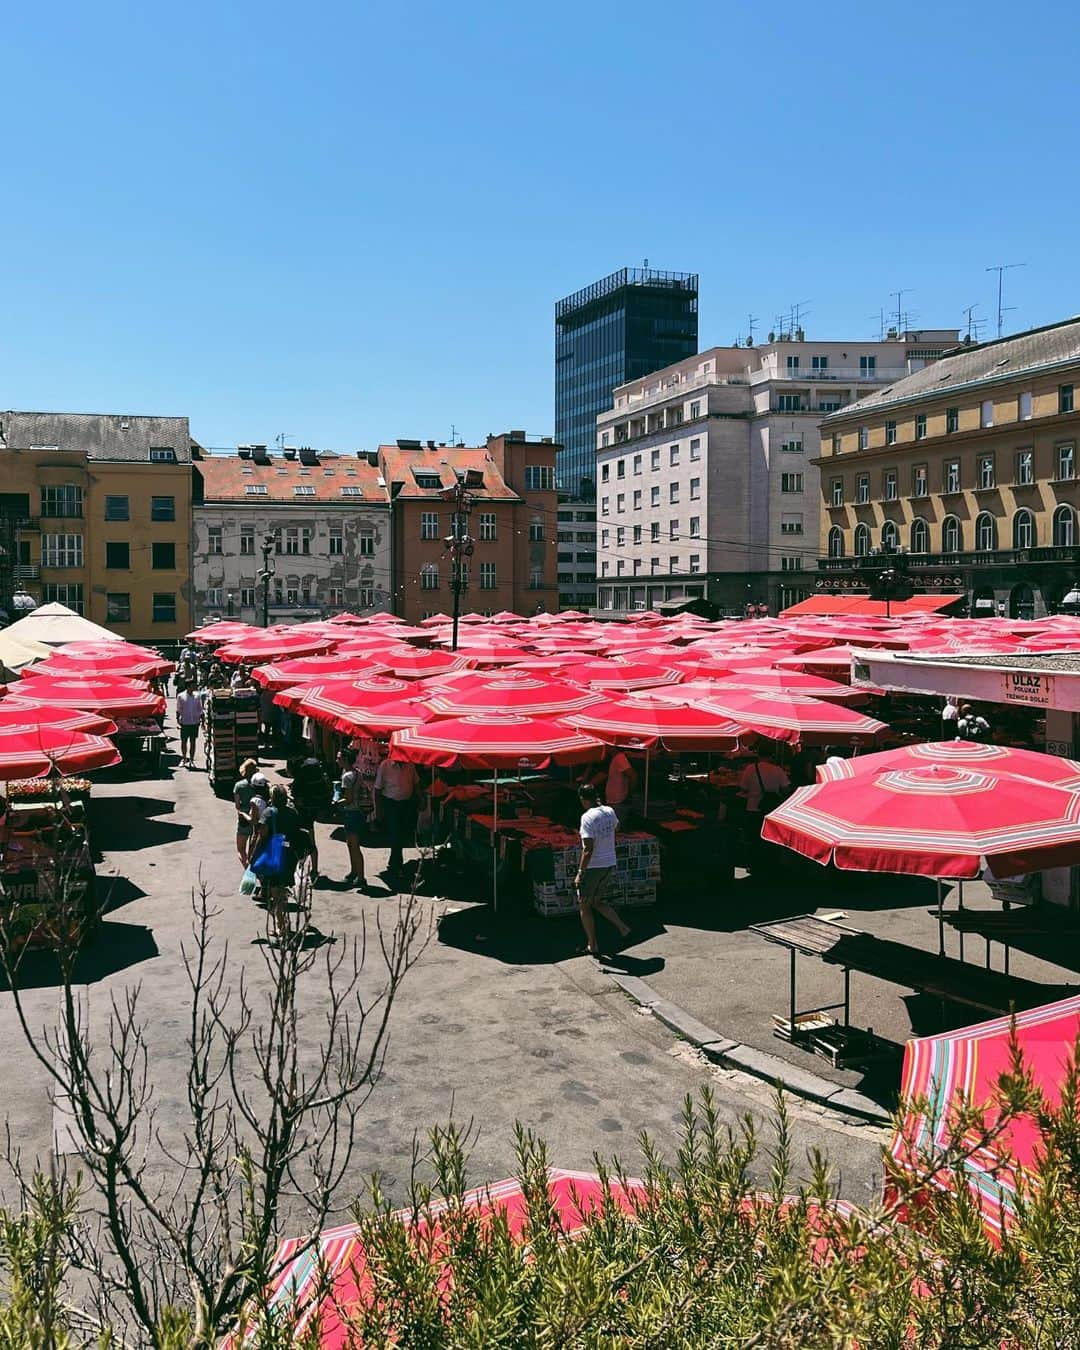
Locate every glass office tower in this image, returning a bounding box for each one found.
[555,268,698,499]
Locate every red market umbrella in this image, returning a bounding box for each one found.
[773,646,864,680]
[277,676,412,721]
[374,646,471,680]
[251,654,391,692]
[231,1169,647,1348]
[12,677,166,719]
[60,640,167,661]
[0,700,117,737]
[581,662,685,692]
[216,633,335,663]
[701,690,888,747]
[566,696,743,752]
[443,643,537,667]
[817,740,1080,789]
[185,622,255,645]
[886,994,1080,1244]
[391,713,604,770]
[24,654,173,681]
[425,677,602,718]
[762,763,1080,879]
[718,669,870,705]
[0,724,121,780]
[336,693,436,736]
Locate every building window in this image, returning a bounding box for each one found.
[651,449,660,470]
[650,522,660,542]
[328,526,343,555]
[688,555,701,573]
[600,562,609,578]
[632,454,642,475]
[1057,443,1075,480]
[975,512,997,551]
[600,432,610,448]
[105,593,131,624]
[632,524,642,545]
[206,587,223,608]
[780,473,804,493]
[669,520,679,541]
[669,483,680,504]
[420,511,439,540]
[149,447,177,463]
[1053,504,1076,547]
[978,455,995,489]
[689,438,701,460]
[43,583,84,613]
[1018,391,1033,421]
[41,533,83,568]
[294,485,315,497]
[886,420,897,445]
[650,486,660,507]
[152,592,176,623]
[1060,384,1075,414]
[884,469,898,501]
[239,527,255,555]
[859,355,877,374]
[812,355,829,371]
[529,566,544,589]
[689,477,701,501]
[616,526,626,547]
[689,400,701,419]
[420,564,439,590]
[240,586,255,608]
[105,541,129,569]
[781,439,802,454]
[855,474,869,505]
[669,444,680,467]
[152,542,175,569]
[1013,449,1033,485]
[946,406,959,434]
[323,586,342,606]
[616,493,625,512]
[616,459,625,479]
[915,414,927,440]
[40,485,83,518]
[944,460,961,493]
[832,433,842,454]
[601,496,609,516]
[858,427,869,450]
[786,355,800,372]
[529,519,545,541]
[151,496,175,521]
[300,527,313,555]
[687,517,699,538]
[525,465,555,490]
[912,464,928,498]
[827,526,844,558]
[881,520,899,550]
[632,489,642,510]
[942,515,961,553]
[104,494,129,522]
[777,394,803,413]
[243,484,267,496]
[980,399,994,428]
[358,585,375,608]
[357,528,374,556]
[600,528,609,547]
[284,527,300,555]
[601,463,610,483]
[910,518,929,553]
[780,513,803,535]
[207,526,223,554]
[669,555,679,573]
[1013,509,1035,550]
[780,556,802,571]
[830,478,843,507]
[853,524,870,557]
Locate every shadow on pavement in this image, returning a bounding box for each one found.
[0,921,160,991]
[437,901,668,969]
[90,796,191,851]
[96,875,149,914]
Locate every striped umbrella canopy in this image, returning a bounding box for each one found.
[0,724,121,780]
[0,699,117,737]
[184,622,256,645]
[390,713,605,770]
[443,644,538,667]
[374,646,472,680]
[216,632,335,664]
[762,763,1080,878]
[10,676,166,719]
[276,675,412,720]
[26,653,174,680]
[715,669,869,705]
[425,677,602,718]
[251,654,391,692]
[773,646,864,679]
[701,690,888,747]
[226,1169,647,1348]
[59,639,170,663]
[886,994,1080,1244]
[817,740,1080,788]
[565,696,743,752]
[580,662,686,692]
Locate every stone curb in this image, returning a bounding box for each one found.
[609,973,890,1126]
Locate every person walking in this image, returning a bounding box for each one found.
[737,742,791,873]
[956,703,990,741]
[942,695,960,739]
[375,754,419,888]
[574,783,631,958]
[253,784,313,943]
[232,758,259,864]
[337,749,367,888]
[176,683,205,769]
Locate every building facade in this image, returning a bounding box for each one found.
[555,268,698,501]
[594,332,957,615]
[815,319,1080,618]
[379,433,559,623]
[192,447,391,625]
[0,411,193,640]
[556,498,597,610]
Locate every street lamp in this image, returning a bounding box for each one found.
[258,532,277,628]
[440,468,485,651]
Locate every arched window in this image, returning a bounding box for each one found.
[854,523,870,557]
[910,517,929,553]
[881,520,899,551]
[975,512,997,552]
[827,526,844,558]
[1012,509,1035,550]
[942,515,961,553]
[1054,504,1076,547]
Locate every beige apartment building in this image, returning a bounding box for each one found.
[816,318,1080,617]
[594,330,957,614]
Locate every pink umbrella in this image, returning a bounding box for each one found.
[216,632,335,664]
[0,724,121,780]
[581,662,685,692]
[717,669,869,705]
[817,740,1080,788]
[276,675,412,721]
[251,654,391,692]
[375,646,472,680]
[701,690,888,747]
[0,700,118,737]
[565,696,743,752]
[425,677,602,718]
[11,677,166,719]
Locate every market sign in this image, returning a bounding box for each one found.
[1002,672,1055,707]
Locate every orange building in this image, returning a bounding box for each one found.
[378,432,559,623]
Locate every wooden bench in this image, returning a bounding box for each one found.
[936,905,1080,975]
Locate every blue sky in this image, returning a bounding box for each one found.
[4,0,1077,450]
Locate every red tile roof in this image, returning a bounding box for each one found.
[196,452,386,504]
[376,445,521,502]
[780,595,964,617]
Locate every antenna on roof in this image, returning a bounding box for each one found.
[962,303,982,342]
[986,262,1025,338]
[890,289,913,337]
[868,308,886,341]
[746,313,757,345]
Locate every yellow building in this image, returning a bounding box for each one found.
[815,319,1080,617]
[0,413,193,642]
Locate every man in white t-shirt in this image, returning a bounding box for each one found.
[375,755,419,885]
[574,783,631,957]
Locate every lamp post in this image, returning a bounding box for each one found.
[870,544,910,619]
[226,592,235,618]
[258,532,276,628]
[441,469,484,651]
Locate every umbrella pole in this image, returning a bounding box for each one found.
[492,770,499,914]
[643,748,650,818]
[937,877,945,957]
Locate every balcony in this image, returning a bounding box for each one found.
[760,365,909,384]
[819,547,1080,574]
[12,564,39,580]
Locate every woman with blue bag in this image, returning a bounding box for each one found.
[249,784,313,942]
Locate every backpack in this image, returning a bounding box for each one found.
[754,763,790,815]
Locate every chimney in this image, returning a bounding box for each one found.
[237,446,252,460]
[283,446,297,460]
